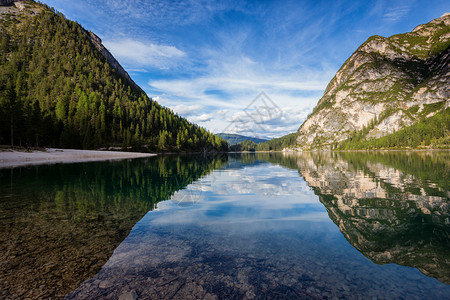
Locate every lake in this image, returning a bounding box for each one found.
[0,151,449,299]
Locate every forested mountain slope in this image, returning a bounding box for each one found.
[0,0,227,152]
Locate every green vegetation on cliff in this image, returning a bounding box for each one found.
[338,108,450,150]
[0,1,227,152]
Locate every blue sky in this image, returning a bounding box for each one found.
[41,0,449,138]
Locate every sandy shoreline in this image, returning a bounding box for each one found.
[0,148,156,168]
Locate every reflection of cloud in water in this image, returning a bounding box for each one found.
[154,164,322,228]
[222,164,312,198]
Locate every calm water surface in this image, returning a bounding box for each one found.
[0,152,449,299]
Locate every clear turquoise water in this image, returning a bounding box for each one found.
[1,152,449,299]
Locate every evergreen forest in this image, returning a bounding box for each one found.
[0,1,228,152]
[230,133,297,152]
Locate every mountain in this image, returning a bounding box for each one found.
[0,0,227,152]
[296,13,450,150]
[216,133,268,145]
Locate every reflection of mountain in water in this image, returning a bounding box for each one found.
[293,151,450,284]
[0,155,226,299]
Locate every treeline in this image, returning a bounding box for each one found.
[256,133,297,151]
[0,2,227,152]
[230,132,298,152]
[338,108,449,150]
[229,139,257,151]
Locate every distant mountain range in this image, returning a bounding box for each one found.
[216,133,268,145]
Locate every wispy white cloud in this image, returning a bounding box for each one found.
[383,6,411,22]
[172,104,204,116]
[216,104,312,138]
[190,113,214,123]
[149,76,327,96]
[146,47,331,137]
[99,0,243,27]
[154,89,318,138]
[103,38,185,70]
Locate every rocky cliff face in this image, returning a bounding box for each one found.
[297,14,450,150]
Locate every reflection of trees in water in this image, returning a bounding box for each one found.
[279,151,449,284]
[230,152,300,170]
[0,155,227,299]
[231,151,449,283]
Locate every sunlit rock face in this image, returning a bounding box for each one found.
[296,14,450,150]
[295,151,450,284]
